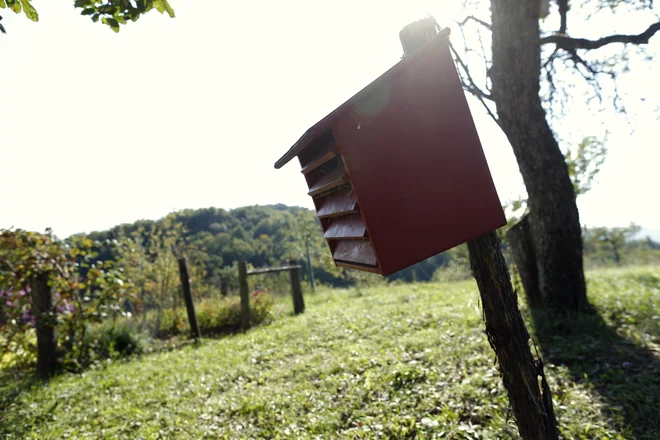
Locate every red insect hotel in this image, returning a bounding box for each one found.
[275,29,506,276]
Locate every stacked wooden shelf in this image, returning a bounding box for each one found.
[299,136,380,273]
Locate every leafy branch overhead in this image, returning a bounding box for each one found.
[0,0,174,33]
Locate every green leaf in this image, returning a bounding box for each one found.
[7,0,21,14]
[81,8,95,16]
[91,12,100,22]
[0,0,6,9]
[102,16,120,32]
[18,0,38,21]
[163,0,174,17]
[152,0,165,13]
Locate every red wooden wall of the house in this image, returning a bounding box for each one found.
[332,37,506,276]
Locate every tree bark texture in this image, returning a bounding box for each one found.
[468,234,558,440]
[507,213,542,308]
[490,0,588,312]
[30,272,58,379]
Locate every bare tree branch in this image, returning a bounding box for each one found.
[455,15,492,31]
[557,0,569,34]
[541,21,660,50]
[449,42,494,101]
[448,41,500,127]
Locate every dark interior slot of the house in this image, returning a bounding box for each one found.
[335,260,382,274]
[299,136,338,175]
[314,185,358,218]
[306,156,348,197]
[332,240,377,267]
[324,214,367,239]
[298,131,334,167]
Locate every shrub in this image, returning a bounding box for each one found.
[154,290,274,338]
[84,320,146,361]
[156,308,187,338]
[1,228,137,373]
[432,261,473,283]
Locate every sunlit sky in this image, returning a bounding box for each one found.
[2,1,659,238]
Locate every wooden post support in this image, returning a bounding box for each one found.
[30,272,58,379]
[177,257,201,340]
[238,261,251,331]
[289,259,305,315]
[306,242,316,291]
[400,18,558,440]
[220,277,228,297]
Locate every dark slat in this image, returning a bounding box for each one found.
[316,187,357,218]
[300,144,338,175]
[335,261,381,274]
[333,240,377,266]
[307,167,348,197]
[325,215,367,239]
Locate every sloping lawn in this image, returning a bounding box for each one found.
[1,266,658,439]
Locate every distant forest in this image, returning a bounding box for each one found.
[81,205,450,289]
[78,204,660,290]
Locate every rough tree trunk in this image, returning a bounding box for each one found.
[30,272,58,379]
[400,18,559,440]
[507,213,542,308]
[490,0,588,313]
[468,234,558,440]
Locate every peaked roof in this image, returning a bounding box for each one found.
[274,27,451,169]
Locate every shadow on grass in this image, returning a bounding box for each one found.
[531,307,660,440]
[0,366,43,415]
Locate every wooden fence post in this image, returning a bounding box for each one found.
[238,261,251,331]
[289,259,305,315]
[400,19,558,440]
[177,257,201,340]
[220,277,228,297]
[306,242,316,291]
[30,272,57,379]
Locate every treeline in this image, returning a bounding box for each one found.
[582,224,660,268]
[80,204,450,291]
[77,205,660,293]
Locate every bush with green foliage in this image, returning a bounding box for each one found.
[155,289,273,338]
[0,228,136,372]
[432,260,472,283]
[84,320,147,360]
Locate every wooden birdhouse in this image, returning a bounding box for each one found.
[274,28,506,276]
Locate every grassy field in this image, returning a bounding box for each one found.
[1,266,659,439]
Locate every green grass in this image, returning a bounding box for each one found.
[1,266,659,439]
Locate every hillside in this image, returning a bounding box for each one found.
[2,266,658,439]
[81,204,450,288]
[69,204,660,295]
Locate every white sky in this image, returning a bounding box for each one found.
[1,0,659,238]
